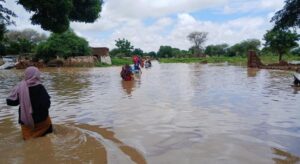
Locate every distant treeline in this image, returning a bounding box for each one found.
[109,38,300,59]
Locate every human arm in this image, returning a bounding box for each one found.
[6,98,19,106]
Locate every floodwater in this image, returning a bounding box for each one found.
[0,61,300,164]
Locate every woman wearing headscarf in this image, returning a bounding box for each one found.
[121,64,134,81]
[6,66,53,140]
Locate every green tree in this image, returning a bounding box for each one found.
[0,22,6,41]
[264,29,299,61]
[109,48,120,57]
[205,44,229,56]
[0,0,16,52]
[115,38,134,57]
[147,51,157,58]
[36,29,91,61]
[187,31,208,54]
[5,38,36,54]
[157,45,173,58]
[0,0,16,25]
[18,0,102,33]
[227,39,261,56]
[3,29,47,55]
[132,48,143,56]
[0,23,6,56]
[271,0,300,29]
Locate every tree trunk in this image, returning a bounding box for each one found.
[279,53,283,62]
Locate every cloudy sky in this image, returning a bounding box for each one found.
[5,0,285,52]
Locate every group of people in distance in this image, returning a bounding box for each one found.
[120,55,152,81]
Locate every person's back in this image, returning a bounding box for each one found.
[121,65,133,81]
[6,66,52,140]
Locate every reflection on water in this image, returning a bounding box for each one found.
[121,80,136,96]
[1,62,300,163]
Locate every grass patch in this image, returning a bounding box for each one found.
[159,56,246,65]
[259,55,300,64]
[95,57,132,67]
[111,58,132,66]
[94,55,300,67]
[159,55,300,65]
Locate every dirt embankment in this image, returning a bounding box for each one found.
[247,51,300,71]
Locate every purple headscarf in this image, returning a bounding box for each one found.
[8,66,41,129]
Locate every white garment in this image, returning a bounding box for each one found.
[294,73,300,80]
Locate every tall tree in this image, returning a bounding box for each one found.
[271,0,300,29]
[187,31,208,55]
[0,0,16,45]
[18,0,103,33]
[0,0,16,25]
[264,29,299,61]
[0,22,6,41]
[115,38,134,57]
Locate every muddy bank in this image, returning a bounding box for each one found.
[248,50,300,71]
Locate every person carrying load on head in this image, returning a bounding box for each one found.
[121,64,134,81]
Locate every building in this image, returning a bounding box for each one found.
[91,47,112,65]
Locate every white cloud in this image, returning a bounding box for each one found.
[103,0,228,19]
[222,0,284,14]
[4,0,285,52]
[84,13,272,52]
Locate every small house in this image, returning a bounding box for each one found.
[91,47,112,65]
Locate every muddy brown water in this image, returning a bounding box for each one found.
[0,62,300,164]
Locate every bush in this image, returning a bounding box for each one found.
[36,29,91,62]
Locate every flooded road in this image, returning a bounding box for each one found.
[0,62,300,163]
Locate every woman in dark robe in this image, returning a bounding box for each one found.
[6,66,53,140]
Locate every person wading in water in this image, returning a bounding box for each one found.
[6,66,53,140]
[121,64,134,81]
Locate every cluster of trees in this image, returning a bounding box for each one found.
[108,38,262,59]
[110,38,157,58]
[0,29,47,56]
[110,35,299,60]
[205,39,261,57]
[0,0,102,62]
[0,28,91,62]
[0,0,299,62]
[109,0,300,61]
[36,29,91,62]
